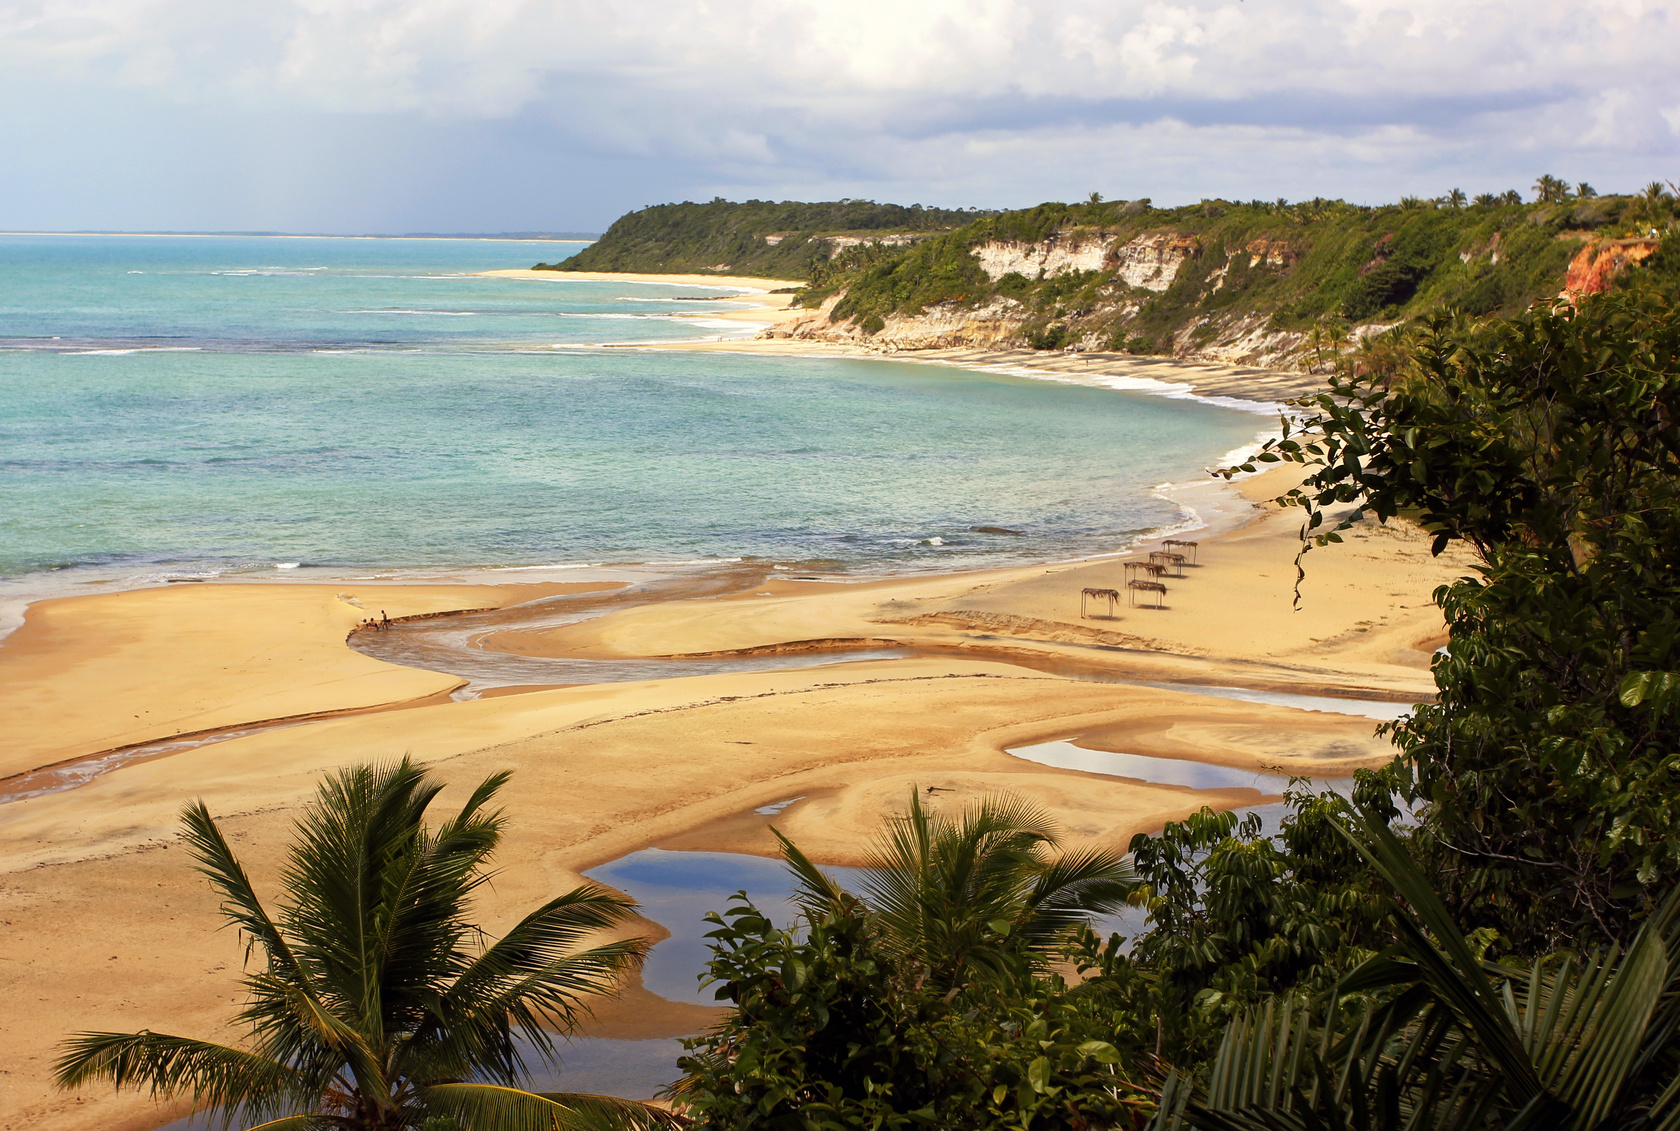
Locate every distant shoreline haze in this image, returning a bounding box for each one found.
[0,230,600,241]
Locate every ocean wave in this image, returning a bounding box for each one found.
[640,557,746,566]
[973,363,1287,417]
[339,309,481,316]
[68,346,204,355]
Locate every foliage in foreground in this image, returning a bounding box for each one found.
[1234,286,1680,949]
[1156,812,1680,1131]
[54,760,679,1131]
[671,792,1150,1130]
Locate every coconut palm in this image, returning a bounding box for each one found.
[54,760,681,1131]
[1473,192,1500,208]
[1576,182,1597,199]
[1533,174,1571,203]
[1446,188,1467,209]
[1150,811,1680,1130]
[777,791,1136,988]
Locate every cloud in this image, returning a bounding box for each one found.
[0,0,1675,229]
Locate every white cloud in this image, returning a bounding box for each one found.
[0,0,1675,228]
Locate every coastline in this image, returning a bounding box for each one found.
[480,267,1325,407]
[0,458,1481,1129]
[0,270,1466,1129]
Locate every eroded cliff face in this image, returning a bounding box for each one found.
[1564,237,1661,298]
[974,234,1109,280]
[973,231,1202,292]
[767,293,1028,351]
[766,229,1348,370]
[1111,233,1202,290]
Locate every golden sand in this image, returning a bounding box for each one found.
[0,438,1476,1129]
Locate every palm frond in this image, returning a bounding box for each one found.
[412,934,649,1084]
[421,1082,687,1131]
[52,1031,313,1125]
[238,1117,336,1131]
[1339,810,1550,1107]
[771,827,853,920]
[180,801,306,980]
[1016,843,1137,947]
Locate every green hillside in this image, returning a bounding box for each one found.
[801,191,1676,350]
[539,198,990,279]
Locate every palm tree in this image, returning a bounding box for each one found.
[777,791,1136,988]
[1641,181,1675,226]
[1446,188,1467,209]
[1151,810,1680,1130]
[1533,174,1571,203]
[1576,182,1597,199]
[55,760,681,1131]
[1473,192,1499,208]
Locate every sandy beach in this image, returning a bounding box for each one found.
[480,267,1327,404]
[0,289,1478,1130]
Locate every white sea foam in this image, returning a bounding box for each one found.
[641,557,745,566]
[981,363,1288,417]
[70,347,203,355]
[274,562,300,570]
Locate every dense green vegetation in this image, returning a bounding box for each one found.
[55,760,679,1131]
[673,284,1680,1127]
[811,189,1677,353]
[546,184,1678,360]
[540,199,988,279]
[672,795,1149,1130]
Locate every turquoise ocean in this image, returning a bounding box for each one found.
[1,234,1272,622]
[5,233,1285,1118]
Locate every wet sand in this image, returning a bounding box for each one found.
[0,454,1478,1130]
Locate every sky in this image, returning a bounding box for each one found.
[1,0,1677,233]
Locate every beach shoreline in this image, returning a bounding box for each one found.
[0,456,1480,1129]
[481,266,1325,414]
[0,271,1473,1129]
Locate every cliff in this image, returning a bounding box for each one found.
[772,195,1678,370]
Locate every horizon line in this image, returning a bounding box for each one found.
[0,230,599,241]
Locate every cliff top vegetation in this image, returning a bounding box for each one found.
[804,184,1677,351]
[541,183,1679,363]
[540,198,991,280]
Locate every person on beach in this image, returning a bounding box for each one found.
[380,610,390,630]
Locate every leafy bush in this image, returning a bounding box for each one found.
[1236,288,1680,949]
[1026,323,1070,350]
[672,895,1152,1131]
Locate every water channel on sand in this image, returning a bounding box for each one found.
[150,738,1374,1125]
[72,576,1409,1125]
[0,571,1410,806]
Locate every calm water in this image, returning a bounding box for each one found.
[14,235,1289,1125]
[1,234,1268,607]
